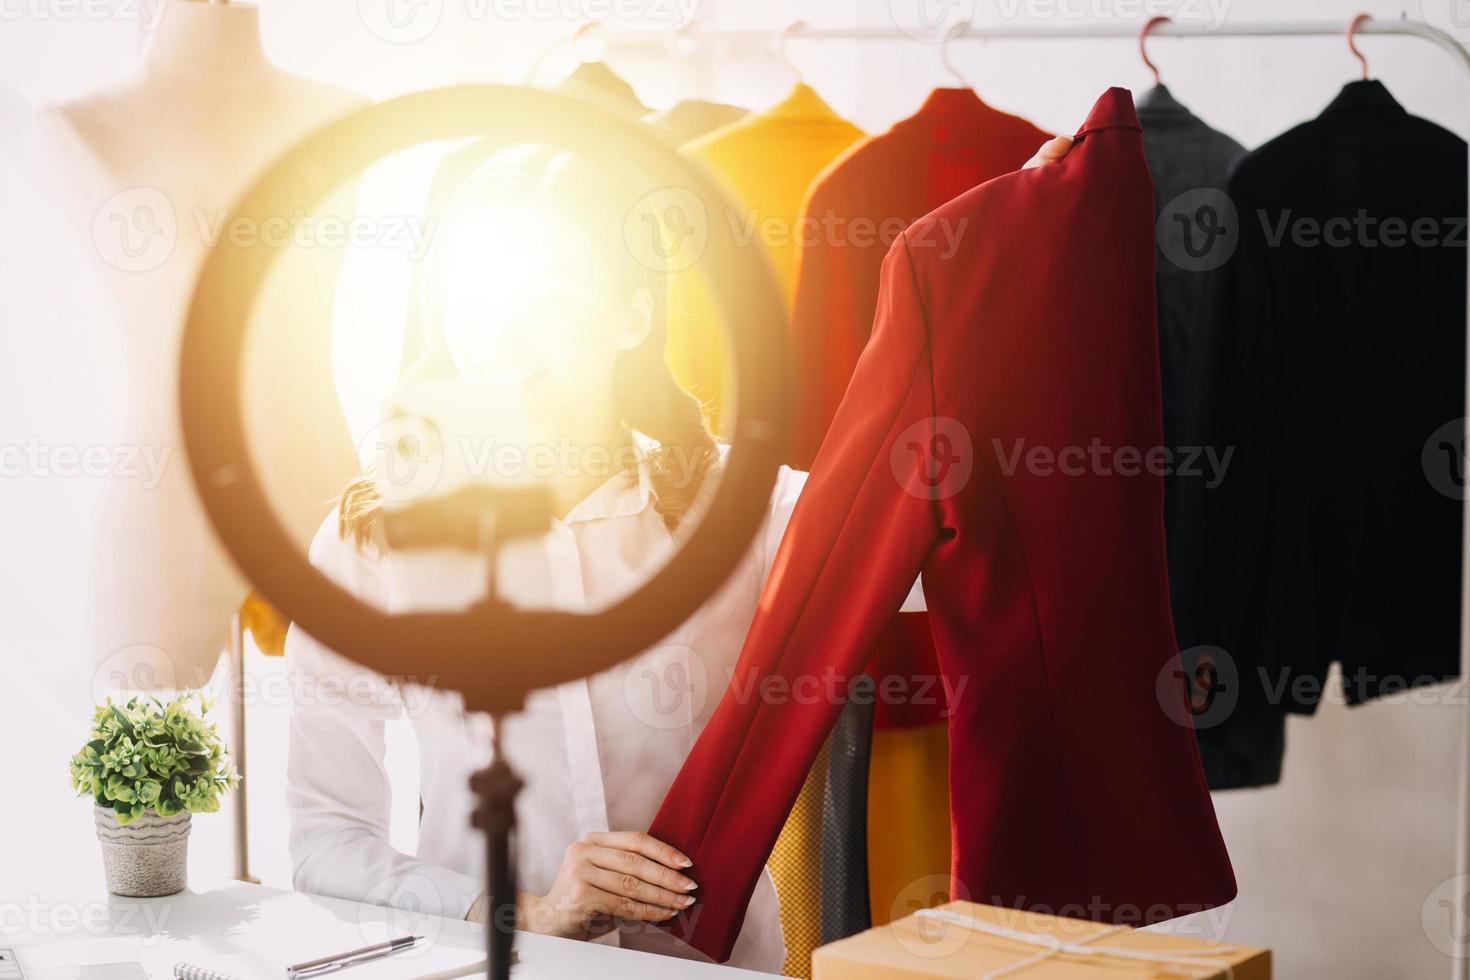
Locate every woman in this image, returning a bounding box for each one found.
[285,134,1073,972]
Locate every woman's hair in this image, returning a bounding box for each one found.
[340,142,718,549]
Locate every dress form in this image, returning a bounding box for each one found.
[36,0,368,690]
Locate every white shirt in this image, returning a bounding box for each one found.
[284,455,807,973]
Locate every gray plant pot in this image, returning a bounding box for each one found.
[93,805,191,897]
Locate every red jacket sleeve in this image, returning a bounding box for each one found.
[649,236,940,963]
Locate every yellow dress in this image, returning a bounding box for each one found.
[668,83,862,977]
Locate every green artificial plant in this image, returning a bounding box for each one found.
[70,692,240,825]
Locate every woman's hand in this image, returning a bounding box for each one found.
[1024,135,1075,169]
[516,831,698,940]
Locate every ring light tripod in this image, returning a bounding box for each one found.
[178,85,790,980]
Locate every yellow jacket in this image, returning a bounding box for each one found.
[666,84,863,431]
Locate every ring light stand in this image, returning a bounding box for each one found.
[177,86,790,980]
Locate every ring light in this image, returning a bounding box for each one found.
[179,85,790,715]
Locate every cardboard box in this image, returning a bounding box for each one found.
[813,901,1269,979]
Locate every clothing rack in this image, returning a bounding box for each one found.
[589,15,1470,974]
[583,16,1467,50]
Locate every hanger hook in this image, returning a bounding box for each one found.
[778,20,808,83]
[573,20,600,65]
[939,18,971,88]
[1139,15,1170,86]
[1347,13,1372,81]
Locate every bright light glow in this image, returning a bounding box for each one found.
[438,198,603,388]
[330,142,460,466]
[331,142,625,468]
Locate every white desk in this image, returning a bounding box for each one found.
[7,882,771,980]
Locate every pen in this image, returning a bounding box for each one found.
[286,935,424,979]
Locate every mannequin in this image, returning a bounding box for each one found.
[36,0,368,690]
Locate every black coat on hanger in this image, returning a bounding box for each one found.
[1135,85,1278,790]
[1171,80,1467,743]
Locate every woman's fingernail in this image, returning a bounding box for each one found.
[677,856,693,868]
[680,895,696,907]
[682,879,698,891]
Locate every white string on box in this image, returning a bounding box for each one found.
[912,907,1239,980]
[981,922,1129,980]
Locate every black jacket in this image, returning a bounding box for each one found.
[1136,86,1283,790]
[1171,80,1466,755]
[1138,84,1247,489]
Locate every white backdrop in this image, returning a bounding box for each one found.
[1,1,1467,977]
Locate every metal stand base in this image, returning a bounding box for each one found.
[470,725,523,980]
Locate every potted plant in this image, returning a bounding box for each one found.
[69,692,239,897]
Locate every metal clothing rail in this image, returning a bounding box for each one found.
[589,14,1470,975]
[586,16,1466,51]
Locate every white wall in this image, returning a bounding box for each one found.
[1,1,1466,976]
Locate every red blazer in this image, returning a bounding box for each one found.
[651,88,1236,964]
